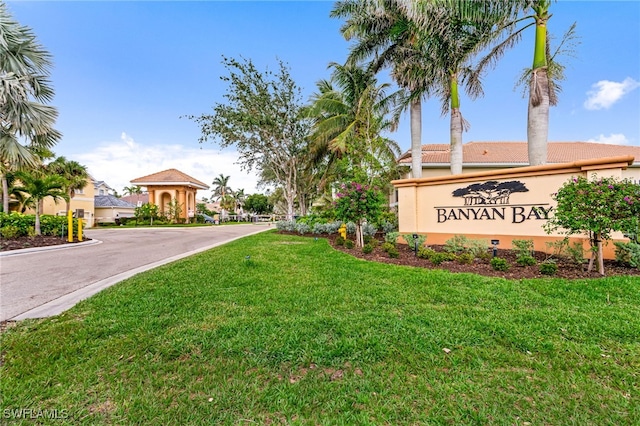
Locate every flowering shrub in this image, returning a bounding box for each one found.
[334,182,385,247]
[544,175,640,275]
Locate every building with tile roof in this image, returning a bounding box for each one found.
[94,195,137,224]
[130,168,210,223]
[398,141,640,181]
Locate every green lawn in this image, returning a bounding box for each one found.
[1,232,639,425]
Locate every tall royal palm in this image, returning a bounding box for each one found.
[13,170,67,235]
[1,3,61,212]
[404,0,555,166]
[47,156,89,214]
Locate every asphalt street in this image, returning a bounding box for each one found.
[0,224,271,321]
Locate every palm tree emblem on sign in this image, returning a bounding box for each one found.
[452,181,529,206]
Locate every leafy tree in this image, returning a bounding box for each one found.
[165,197,183,224]
[13,170,67,235]
[135,202,160,226]
[47,156,89,213]
[1,3,61,212]
[243,193,273,215]
[188,57,311,220]
[334,181,385,248]
[544,175,640,276]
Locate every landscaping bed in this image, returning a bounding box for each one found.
[0,235,88,252]
[289,232,640,280]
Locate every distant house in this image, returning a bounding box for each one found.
[120,193,149,208]
[94,195,137,224]
[397,141,640,180]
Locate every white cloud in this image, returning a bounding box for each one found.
[587,133,630,145]
[584,77,640,110]
[73,133,262,196]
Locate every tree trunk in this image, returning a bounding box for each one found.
[410,98,422,179]
[355,221,364,248]
[450,109,464,175]
[527,14,550,166]
[35,201,42,235]
[2,175,9,212]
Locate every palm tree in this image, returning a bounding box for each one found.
[123,185,143,196]
[306,61,401,188]
[13,170,67,235]
[1,3,62,212]
[233,188,246,217]
[47,156,89,214]
[403,0,561,166]
[332,0,431,179]
[211,174,232,216]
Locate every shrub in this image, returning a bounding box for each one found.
[344,239,355,249]
[0,225,20,239]
[295,222,311,235]
[384,232,399,245]
[458,252,475,265]
[431,252,457,265]
[614,242,640,269]
[516,255,537,267]
[346,222,357,235]
[444,235,469,254]
[386,246,399,258]
[401,234,427,250]
[362,243,374,254]
[335,235,345,246]
[417,246,436,260]
[467,239,490,258]
[381,219,397,234]
[362,222,377,237]
[276,220,296,232]
[512,239,534,257]
[381,242,396,253]
[540,260,559,275]
[490,257,510,272]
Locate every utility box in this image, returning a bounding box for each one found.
[75,209,85,219]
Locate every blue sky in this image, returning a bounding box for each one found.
[6,1,640,195]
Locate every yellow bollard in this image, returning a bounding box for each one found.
[67,210,73,242]
[78,218,83,242]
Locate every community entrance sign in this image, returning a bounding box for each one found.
[392,156,635,259]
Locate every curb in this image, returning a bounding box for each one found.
[0,238,102,258]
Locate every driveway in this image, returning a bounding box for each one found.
[0,224,272,321]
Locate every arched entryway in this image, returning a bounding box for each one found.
[130,169,210,223]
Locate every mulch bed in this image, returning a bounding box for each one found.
[284,232,640,280]
[0,235,89,252]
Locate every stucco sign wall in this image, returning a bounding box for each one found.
[392,156,635,258]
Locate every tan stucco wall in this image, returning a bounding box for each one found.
[146,185,199,222]
[393,156,635,259]
[35,180,96,227]
[94,207,136,224]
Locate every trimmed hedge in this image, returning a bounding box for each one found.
[0,212,81,238]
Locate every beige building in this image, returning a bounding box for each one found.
[397,141,640,180]
[130,169,209,223]
[39,175,109,227]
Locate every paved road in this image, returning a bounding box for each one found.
[0,224,271,321]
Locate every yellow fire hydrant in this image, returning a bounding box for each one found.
[338,224,347,239]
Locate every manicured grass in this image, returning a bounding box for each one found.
[1,231,639,425]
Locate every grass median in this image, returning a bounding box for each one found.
[1,231,639,424]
